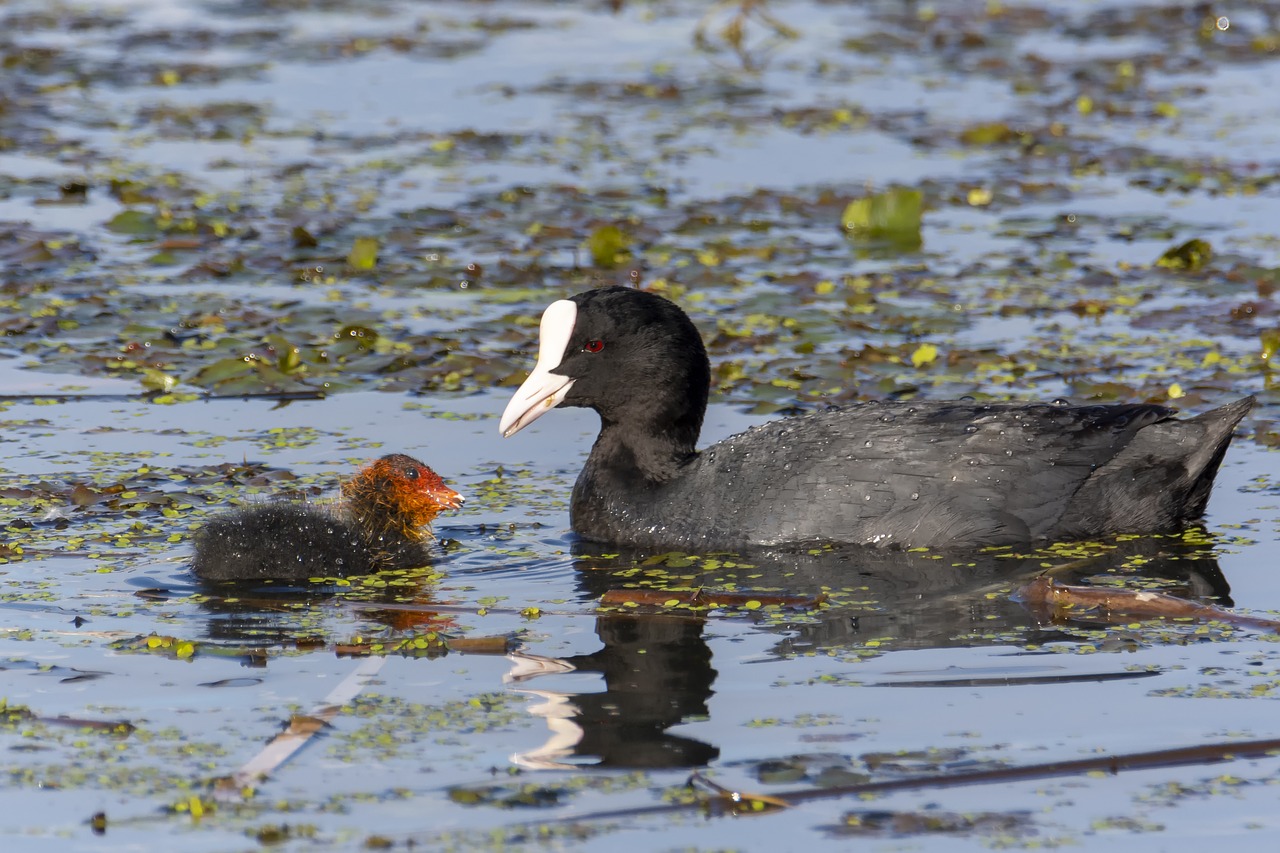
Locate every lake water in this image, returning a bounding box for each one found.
[3,0,1280,850]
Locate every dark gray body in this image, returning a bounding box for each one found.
[191,503,430,582]
[508,286,1254,552]
[570,397,1253,550]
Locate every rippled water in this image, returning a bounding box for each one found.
[4,0,1280,849]
[6,383,1280,850]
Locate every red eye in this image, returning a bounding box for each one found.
[583,340,604,353]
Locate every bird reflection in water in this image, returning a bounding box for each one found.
[187,530,1235,772]
[507,533,1232,770]
[508,613,719,770]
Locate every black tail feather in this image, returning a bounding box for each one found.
[1181,395,1254,520]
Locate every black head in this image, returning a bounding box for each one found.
[500,286,710,452]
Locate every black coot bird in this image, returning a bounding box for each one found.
[499,286,1253,550]
[192,454,464,581]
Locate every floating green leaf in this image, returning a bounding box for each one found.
[1261,329,1280,366]
[910,343,939,368]
[841,188,923,249]
[140,369,177,393]
[332,325,380,356]
[348,236,379,270]
[958,122,1017,146]
[189,356,253,387]
[105,210,159,236]
[263,334,303,373]
[1155,238,1212,271]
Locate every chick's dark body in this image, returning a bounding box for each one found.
[191,454,461,582]
[191,503,433,581]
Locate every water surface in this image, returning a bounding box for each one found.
[3,0,1280,849]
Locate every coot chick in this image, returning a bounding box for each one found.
[499,286,1253,550]
[191,454,464,582]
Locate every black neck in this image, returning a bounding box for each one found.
[590,408,702,484]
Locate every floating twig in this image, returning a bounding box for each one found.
[688,769,791,814]
[333,634,514,657]
[213,655,385,801]
[1,702,134,736]
[0,389,326,403]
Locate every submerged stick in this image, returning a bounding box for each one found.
[487,735,1280,830]
[758,737,1280,807]
[1017,575,1280,633]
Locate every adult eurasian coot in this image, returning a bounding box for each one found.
[192,454,463,581]
[499,286,1252,550]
